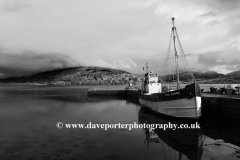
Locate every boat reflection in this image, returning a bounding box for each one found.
[138,107,203,160]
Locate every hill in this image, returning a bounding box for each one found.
[221,70,240,77]
[161,71,223,82]
[162,70,240,83]
[0,66,140,85]
[200,70,240,84]
[1,66,239,85]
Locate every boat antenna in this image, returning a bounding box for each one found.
[171,17,180,89]
[143,63,149,73]
[146,63,149,73]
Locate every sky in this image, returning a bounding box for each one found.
[0,0,240,77]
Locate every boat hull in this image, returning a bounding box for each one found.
[139,83,201,119]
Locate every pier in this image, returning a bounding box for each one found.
[88,88,240,120]
[88,88,126,96]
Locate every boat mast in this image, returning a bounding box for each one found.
[171,17,180,89]
[146,63,149,73]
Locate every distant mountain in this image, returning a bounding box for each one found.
[161,71,223,82]
[220,70,240,77]
[194,71,223,79]
[161,70,240,83]
[1,67,239,85]
[0,66,33,78]
[0,66,140,85]
[201,70,240,84]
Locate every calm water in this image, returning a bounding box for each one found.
[0,85,240,160]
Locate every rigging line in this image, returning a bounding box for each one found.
[177,41,192,81]
[173,52,176,86]
[174,30,187,70]
[168,61,174,88]
[176,35,189,82]
[172,27,180,89]
[174,28,188,70]
[168,62,171,84]
[174,27,199,119]
[168,61,171,88]
[172,61,175,85]
[164,29,173,76]
[178,44,187,82]
[175,29,195,83]
[175,28,196,82]
[179,44,192,83]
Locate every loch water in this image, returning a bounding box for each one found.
[0,85,240,160]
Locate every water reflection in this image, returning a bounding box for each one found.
[201,117,240,147]
[0,86,147,159]
[0,85,240,159]
[137,107,240,160]
[138,108,203,160]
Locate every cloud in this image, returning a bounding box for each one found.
[94,59,116,69]
[0,0,239,75]
[0,73,5,77]
[0,50,79,77]
[126,59,137,67]
[199,11,217,18]
[94,58,137,70]
[2,0,31,12]
[197,51,240,73]
[215,0,240,11]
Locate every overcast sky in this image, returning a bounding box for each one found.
[0,0,240,77]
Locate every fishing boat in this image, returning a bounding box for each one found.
[138,17,201,119]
